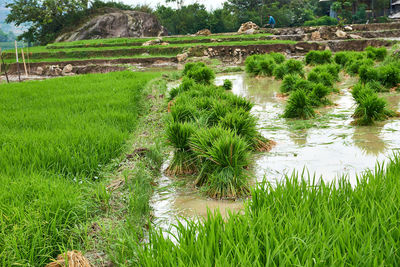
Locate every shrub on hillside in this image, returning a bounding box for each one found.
[304,16,338,26]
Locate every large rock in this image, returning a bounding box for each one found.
[238,22,259,33]
[196,29,212,36]
[56,8,168,42]
[335,30,347,38]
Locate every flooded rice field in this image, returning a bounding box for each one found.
[152,72,400,231]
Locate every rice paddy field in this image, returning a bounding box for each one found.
[2,36,400,266]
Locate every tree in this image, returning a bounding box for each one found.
[6,0,89,44]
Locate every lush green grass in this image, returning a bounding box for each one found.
[8,40,296,54]
[135,154,400,266]
[3,54,177,64]
[46,33,274,49]
[0,71,160,265]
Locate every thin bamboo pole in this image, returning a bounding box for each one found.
[15,41,21,82]
[21,48,28,78]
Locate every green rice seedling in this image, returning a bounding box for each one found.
[169,77,196,100]
[258,57,276,76]
[223,93,254,111]
[353,92,388,125]
[366,80,387,92]
[333,51,354,66]
[275,59,305,80]
[219,108,258,147]
[294,79,314,93]
[366,46,387,61]
[377,64,400,88]
[309,83,331,107]
[185,65,216,85]
[165,122,197,176]
[0,71,160,265]
[135,154,400,265]
[283,90,315,119]
[280,74,301,93]
[245,55,262,75]
[312,64,340,81]
[269,52,286,64]
[170,102,199,123]
[190,127,250,198]
[223,79,233,90]
[305,50,332,65]
[359,65,379,84]
[346,58,374,76]
[182,62,206,76]
[307,71,334,87]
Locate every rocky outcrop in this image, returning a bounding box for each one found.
[196,29,212,36]
[238,22,260,34]
[56,8,168,42]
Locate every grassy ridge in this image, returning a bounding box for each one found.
[136,155,400,265]
[0,71,160,265]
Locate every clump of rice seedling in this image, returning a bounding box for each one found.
[352,83,375,104]
[182,62,206,76]
[353,92,389,125]
[377,64,400,88]
[190,127,250,198]
[185,65,216,85]
[223,93,254,111]
[346,58,374,76]
[274,59,304,80]
[219,108,258,147]
[283,90,315,119]
[244,54,276,76]
[307,71,334,87]
[169,77,196,100]
[334,51,354,66]
[280,74,301,93]
[359,65,379,84]
[366,80,387,92]
[305,50,332,65]
[312,64,340,81]
[223,79,233,90]
[366,46,387,61]
[269,52,286,64]
[170,101,199,123]
[293,79,314,93]
[165,122,197,176]
[309,83,331,107]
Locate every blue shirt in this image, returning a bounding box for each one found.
[269,16,276,25]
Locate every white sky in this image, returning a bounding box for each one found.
[122,0,226,10]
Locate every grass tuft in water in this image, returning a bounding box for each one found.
[283,90,315,119]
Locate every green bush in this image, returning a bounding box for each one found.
[223,79,233,90]
[305,50,332,65]
[304,16,338,26]
[283,90,315,119]
[189,127,250,198]
[366,46,387,61]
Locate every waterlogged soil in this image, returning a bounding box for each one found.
[151,72,400,232]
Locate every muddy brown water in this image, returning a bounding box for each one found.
[152,72,400,234]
